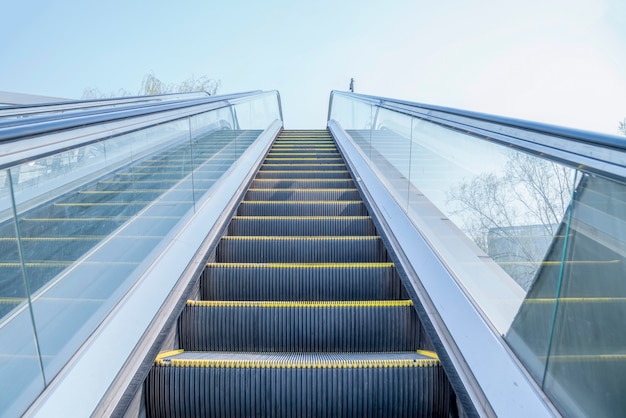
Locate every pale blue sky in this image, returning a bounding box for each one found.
[2,0,625,133]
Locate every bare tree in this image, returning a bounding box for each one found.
[81,87,133,100]
[447,152,575,289]
[619,118,626,136]
[82,72,221,99]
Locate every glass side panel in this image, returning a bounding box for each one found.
[541,174,626,417]
[0,169,46,418]
[372,109,412,208]
[232,92,282,130]
[14,120,193,379]
[0,91,280,415]
[331,93,622,417]
[190,108,235,203]
[338,107,578,334]
[6,117,266,385]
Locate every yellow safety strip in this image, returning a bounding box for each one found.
[498,260,619,266]
[78,189,193,194]
[232,216,370,220]
[53,201,192,207]
[0,235,159,242]
[156,357,438,369]
[20,216,177,222]
[221,236,380,241]
[268,153,339,155]
[114,172,195,176]
[0,298,24,304]
[265,158,342,161]
[262,164,345,166]
[256,170,348,173]
[187,300,413,308]
[206,262,394,268]
[240,201,362,205]
[525,297,626,304]
[0,237,104,242]
[0,260,140,268]
[271,149,336,152]
[541,354,626,362]
[253,179,350,182]
[416,350,439,360]
[247,188,357,192]
[98,179,181,184]
[155,349,185,360]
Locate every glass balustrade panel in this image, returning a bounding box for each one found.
[0,168,46,418]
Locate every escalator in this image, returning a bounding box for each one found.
[144,130,455,417]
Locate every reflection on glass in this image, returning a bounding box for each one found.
[339,102,577,332]
[330,93,626,416]
[509,174,626,417]
[0,94,278,415]
[355,108,413,208]
[0,169,46,417]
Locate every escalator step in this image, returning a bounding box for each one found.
[244,189,361,201]
[201,262,404,300]
[179,300,422,351]
[250,179,354,189]
[237,201,367,216]
[260,164,346,171]
[146,351,451,418]
[255,170,352,179]
[216,236,388,263]
[228,216,376,236]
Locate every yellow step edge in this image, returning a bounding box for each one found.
[240,201,362,205]
[53,201,192,207]
[21,216,175,222]
[206,262,394,268]
[0,261,140,268]
[262,164,345,167]
[253,179,350,182]
[0,298,25,304]
[1,235,158,242]
[98,179,181,184]
[416,350,439,360]
[187,300,413,308]
[256,170,349,173]
[156,357,439,369]
[78,189,192,194]
[247,188,357,192]
[525,297,626,304]
[155,349,185,361]
[221,236,380,241]
[540,354,626,362]
[499,260,620,266]
[232,216,370,220]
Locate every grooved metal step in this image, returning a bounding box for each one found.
[147,351,450,418]
[244,188,361,201]
[251,179,355,189]
[201,262,404,300]
[255,170,351,179]
[179,300,424,351]
[216,236,389,263]
[145,130,451,417]
[237,201,368,216]
[228,216,376,236]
